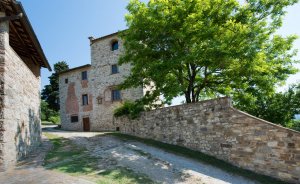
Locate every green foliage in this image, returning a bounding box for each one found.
[287,119,300,132]
[48,115,61,125]
[114,101,145,119]
[41,100,59,122]
[42,61,69,111]
[119,0,299,105]
[235,83,300,130]
[114,91,163,119]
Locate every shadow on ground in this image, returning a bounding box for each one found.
[41,128,263,184]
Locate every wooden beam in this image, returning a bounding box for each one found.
[0,13,22,22]
[9,21,39,66]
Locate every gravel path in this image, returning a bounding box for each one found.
[46,128,258,184]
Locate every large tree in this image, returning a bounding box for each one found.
[235,83,300,129]
[42,61,69,111]
[119,0,299,104]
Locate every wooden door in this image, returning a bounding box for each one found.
[83,117,90,132]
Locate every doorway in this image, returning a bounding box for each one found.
[83,117,90,132]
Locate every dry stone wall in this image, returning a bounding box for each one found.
[115,97,300,183]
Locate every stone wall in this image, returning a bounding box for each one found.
[0,18,41,171]
[1,46,42,170]
[115,97,300,183]
[0,17,6,170]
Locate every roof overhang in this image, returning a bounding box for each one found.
[0,0,51,71]
[58,64,91,76]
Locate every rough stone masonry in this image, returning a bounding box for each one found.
[115,97,300,183]
[59,33,146,132]
[0,0,51,171]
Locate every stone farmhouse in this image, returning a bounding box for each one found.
[59,32,148,131]
[0,0,51,171]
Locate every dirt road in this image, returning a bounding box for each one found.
[44,128,257,184]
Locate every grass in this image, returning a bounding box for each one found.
[107,132,287,184]
[41,121,55,125]
[43,133,84,166]
[95,167,155,184]
[43,132,154,184]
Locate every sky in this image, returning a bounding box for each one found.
[19,0,300,104]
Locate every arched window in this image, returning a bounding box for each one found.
[111,40,119,51]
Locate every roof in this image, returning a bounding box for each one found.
[89,30,127,45]
[58,64,91,76]
[0,0,51,71]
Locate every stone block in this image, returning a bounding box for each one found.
[267,141,278,147]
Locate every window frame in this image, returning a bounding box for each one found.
[71,115,78,123]
[111,41,119,51]
[112,89,121,101]
[81,71,88,80]
[65,78,68,84]
[82,94,89,106]
[111,64,119,74]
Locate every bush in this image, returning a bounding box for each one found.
[287,119,300,132]
[49,115,61,124]
[114,101,144,119]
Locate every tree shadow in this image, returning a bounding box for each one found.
[14,108,42,166]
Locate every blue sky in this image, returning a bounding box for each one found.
[20,0,300,96]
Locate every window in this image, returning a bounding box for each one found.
[111,64,119,74]
[82,71,88,80]
[65,78,68,84]
[71,115,78,123]
[112,41,119,51]
[112,90,121,101]
[82,94,88,105]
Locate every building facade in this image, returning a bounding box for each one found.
[0,0,51,171]
[59,33,145,131]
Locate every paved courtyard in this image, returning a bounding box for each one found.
[0,127,258,184]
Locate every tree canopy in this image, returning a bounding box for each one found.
[41,61,69,111]
[119,0,299,105]
[236,83,300,131]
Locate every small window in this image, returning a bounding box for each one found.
[65,78,68,84]
[112,41,119,51]
[112,90,121,101]
[111,64,119,74]
[71,115,78,123]
[82,71,88,80]
[116,127,120,131]
[82,94,88,105]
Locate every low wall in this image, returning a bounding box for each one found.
[115,97,300,183]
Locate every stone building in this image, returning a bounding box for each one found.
[59,32,146,131]
[0,0,51,171]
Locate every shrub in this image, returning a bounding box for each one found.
[287,119,300,132]
[114,101,144,119]
[49,115,61,124]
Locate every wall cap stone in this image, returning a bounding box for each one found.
[231,107,300,135]
[136,97,232,115]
